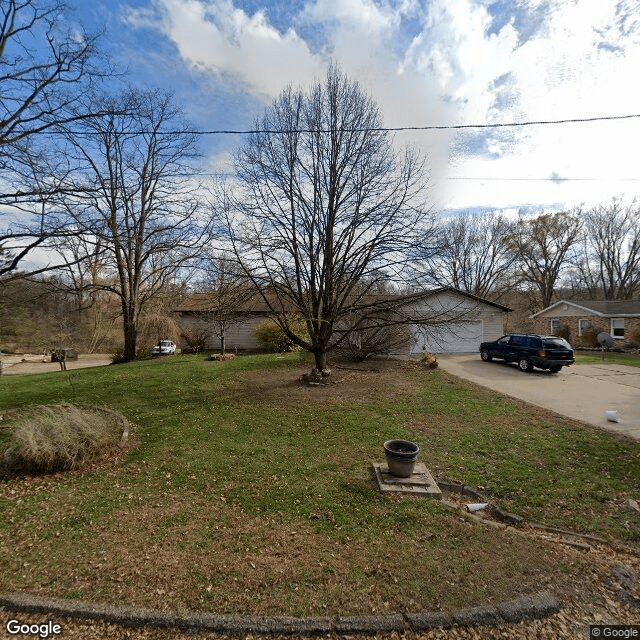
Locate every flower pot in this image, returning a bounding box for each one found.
[383,439,420,478]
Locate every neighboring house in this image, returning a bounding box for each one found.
[531,300,640,348]
[176,287,511,355]
[176,292,271,352]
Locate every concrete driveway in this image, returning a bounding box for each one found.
[437,354,640,441]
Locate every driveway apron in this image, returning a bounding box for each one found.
[436,356,640,441]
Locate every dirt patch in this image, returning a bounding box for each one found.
[224,358,431,407]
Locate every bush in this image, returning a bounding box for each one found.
[111,350,127,364]
[1,404,129,475]
[180,326,210,354]
[627,328,640,349]
[582,325,611,349]
[556,323,572,343]
[418,351,438,369]
[338,323,412,362]
[254,316,308,352]
[111,347,153,364]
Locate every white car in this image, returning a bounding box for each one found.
[151,340,177,356]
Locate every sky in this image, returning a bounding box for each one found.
[65,0,640,217]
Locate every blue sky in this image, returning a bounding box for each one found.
[64,0,640,215]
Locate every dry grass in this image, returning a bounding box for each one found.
[1,404,129,476]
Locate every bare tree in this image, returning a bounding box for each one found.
[0,0,107,275]
[227,66,436,378]
[428,211,516,300]
[509,211,582,309]
[61,90,213,361]
[572,202,640,300]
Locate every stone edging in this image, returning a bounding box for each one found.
[436,479,640,554]
[0,591,560,635]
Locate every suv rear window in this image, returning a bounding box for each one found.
[543,337,571,349]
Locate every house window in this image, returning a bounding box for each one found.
[611,318,625,338]
[578,319,590,336]
[550,319,560,335]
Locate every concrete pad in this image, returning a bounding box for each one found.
[373,462,442,499]
[437,356,640,441]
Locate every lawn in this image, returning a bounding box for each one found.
[0,353,639,617]
[575,350,640,367]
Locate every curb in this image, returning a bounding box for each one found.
[0,590,561,635]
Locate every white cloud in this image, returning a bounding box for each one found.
[121,0,640,211]
[404,0,640,209]
[123,0,324,99]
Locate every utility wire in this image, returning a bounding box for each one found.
[188,112,640,134]
[61,112,640,137]
[190,171,640,182]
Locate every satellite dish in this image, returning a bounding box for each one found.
[597,332,614,349]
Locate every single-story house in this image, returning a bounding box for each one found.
[531,300,640,348]
[176,287,511,355]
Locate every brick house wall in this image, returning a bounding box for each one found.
[532,314,640,349]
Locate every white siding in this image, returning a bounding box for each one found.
[396,290,507,355]
[179,314,267,351]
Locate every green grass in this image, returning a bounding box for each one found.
[576,351,640,367]
[0,352,639,615]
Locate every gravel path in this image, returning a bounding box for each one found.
[0,354,112,375]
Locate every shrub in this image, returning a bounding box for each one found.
[180,325,210,354]
[1,404,129,475]
[418,351,438,369]
[338,323,412,362]
[254,316,308,352]
[111,346,153,364]
[111,350,127,364]
[627,328,640,349]
[556,322,572,343]
[582,325,611,349]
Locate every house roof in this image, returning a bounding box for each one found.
[532,299,640,318]
[177,287,513,315]
[175,292,271,314]
[426,287,513,312]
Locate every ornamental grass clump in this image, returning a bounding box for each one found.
[1,404,128,475]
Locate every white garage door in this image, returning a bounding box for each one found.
[410,321,484,354]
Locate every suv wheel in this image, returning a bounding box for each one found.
[518,357,533,373]
[549,365,562,373]
[480,349,492,362]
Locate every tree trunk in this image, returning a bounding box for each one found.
[220,324,226,356]
[313,349,329,376]
[123,317,137,362]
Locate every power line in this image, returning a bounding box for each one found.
[192,171,640,183]
[60,112,640,137]
[186,112,640,135]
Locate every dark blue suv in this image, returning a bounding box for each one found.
[479,333,575,373]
